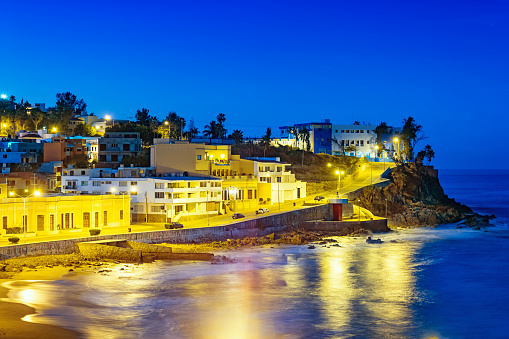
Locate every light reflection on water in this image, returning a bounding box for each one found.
[4,226,509,339]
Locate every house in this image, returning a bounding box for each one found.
[43,136,88,163]
[97,132,142,168]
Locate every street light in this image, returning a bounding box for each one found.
[9,190,41,238]
[328,164,344,197]
[164,121,170,139]
[0,94,7,99]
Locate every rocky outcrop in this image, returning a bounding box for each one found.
[356,164,492,228]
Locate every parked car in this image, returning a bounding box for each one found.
[314,196,325,201]
[165,222,184,229]
[232,213,245,219]
[256,208,269,215]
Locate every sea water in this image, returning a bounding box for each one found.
[4,169,509,339]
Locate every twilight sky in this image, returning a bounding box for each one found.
[1,0,508,169]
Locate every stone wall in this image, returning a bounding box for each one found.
[75,243,142,261]
[301,218,389,233]
[0,205,331,260]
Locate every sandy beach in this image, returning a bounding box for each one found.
[0,266,81,338]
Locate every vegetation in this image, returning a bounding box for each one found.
[89,229,101,236]
[417,144,435,165]
[8,237,20,244]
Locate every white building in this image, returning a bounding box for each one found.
[248,158,306,204]
[331,124,401,159]
[61,166,223,223]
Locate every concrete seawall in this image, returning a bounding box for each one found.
[0,205,389,261]
[0,205,332,260]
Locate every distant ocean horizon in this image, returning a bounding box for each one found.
[5,169,509,339]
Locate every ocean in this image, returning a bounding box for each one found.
[4,169,509,338]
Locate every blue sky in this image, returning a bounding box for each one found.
[1,0,508,169]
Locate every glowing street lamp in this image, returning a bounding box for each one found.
[52,127,57,133]
[328,164,344,197]
[9,190,41,237]
[0,94,7,99]
[393,137,400,158]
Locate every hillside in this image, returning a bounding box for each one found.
[231,144,362,182]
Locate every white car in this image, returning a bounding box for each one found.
[256,208,269,215]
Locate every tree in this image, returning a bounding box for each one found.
[163,111,186,139]
[51,92,87,131]
[353,121,361,125]
[74,123,97,137]
[203,121,219,139]
[417,144,435,165]
[107,122,153,146]
[135,108,152,126]
[262,127,272,156]
[29,108,44,131]
[345,145,357,155]
[374,121,389,156]
[400,116,424,161]
[329,136,344,155]
[230,129,244,145]
[215,113,227,139]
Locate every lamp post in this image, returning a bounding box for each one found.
[164,120,170,139]
[328,164,344,197]
[393,137,400,161]
[10,190,40,238]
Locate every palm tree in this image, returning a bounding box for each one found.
[203,121,218,141]
[230,129,244,144]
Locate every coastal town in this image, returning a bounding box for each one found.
[0,92,430,250]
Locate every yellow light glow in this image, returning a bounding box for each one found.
[130,187,137,192]
[24,189,28,193]
[164,121,169,125]
[220,154,225,159]
[34,191,40,196]
[375,145,379,150]
[9,192,14,196]
[393,137,399,143]
[95,125,100,129]
[105,115,111,120]
[327,163,332,167]
[2,124,6,128]
[336,170,339,175]
[111,187,116,192]
[52,127,57,132]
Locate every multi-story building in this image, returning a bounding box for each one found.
[0,172,58,194]
[43,136,88,163]
[60,165,222,223]
[97,132,142,169]
[331,124,401,159]
[0,139,43,166]
[0,194,129,235]
[249,158,306,204]
[279,120,332,154]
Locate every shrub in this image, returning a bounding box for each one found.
[89,229,101,236]
[6,227,23,234]
[8,237,20,244]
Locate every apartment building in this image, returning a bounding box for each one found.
[279,120,332,154]
[43,136,88,163]
[97,132,142,168]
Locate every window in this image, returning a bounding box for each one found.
[341,130,344,133]
[151,205,165,213]
[2,216,7,229]
[83,213,90,228]
[367,141,370,144]
[105,181,112,184]
[99,155,106,162]
[95,212,99,228]
[200,191,206,198]
[100,144,106,151]
[103,211,107,226]
[200,182,207,187]
[360,130,364,133]
[356,130,359,133]
[360,140,364,146]
[351,130,354,133]
[2,155,6,159]
[111,155,118,162]
[123,144,130,151]
[50,214,54,231]
[131,181,137,186]
[260,177,266,182]
[81,171,86,175]
[77,148,82,152]
[155,183,165,189]
[112,143,118,148]
[120,210,124,220]
[93,181,101,186]
[119,181,128,187]
[277,176,281,183]
[173,193,182,199]
[175,205,184,213]
[197,155,201,160]
[155,192,165,199]
[81,181,88,186]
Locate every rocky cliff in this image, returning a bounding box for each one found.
[356,164,493,228]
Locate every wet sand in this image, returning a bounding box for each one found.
[0,267,80,339]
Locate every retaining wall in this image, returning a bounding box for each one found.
[0,205,331,260]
